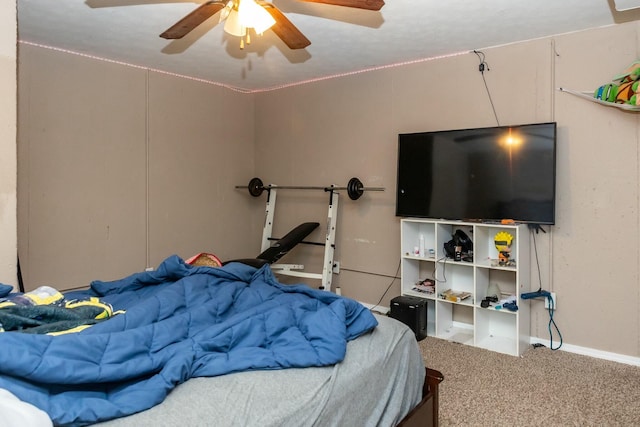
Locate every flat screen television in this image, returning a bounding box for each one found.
[396,122,557,224]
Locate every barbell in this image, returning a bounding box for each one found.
[236,177,385,201]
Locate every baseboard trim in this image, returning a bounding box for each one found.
[360,301,640,367]
[530,337,640,367]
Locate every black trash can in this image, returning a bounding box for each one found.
[389,295,428,341]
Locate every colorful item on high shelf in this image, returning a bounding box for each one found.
[594,60,640,106]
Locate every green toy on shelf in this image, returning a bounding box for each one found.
[613,60,640,82]
[594,60,640,106]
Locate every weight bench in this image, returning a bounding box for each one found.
[224,222,320,269]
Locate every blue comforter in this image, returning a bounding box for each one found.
[0,256,377,426]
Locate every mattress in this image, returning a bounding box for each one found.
[93,313,425,427]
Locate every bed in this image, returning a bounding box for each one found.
[0,256,442,427]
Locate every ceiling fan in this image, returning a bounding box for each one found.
[160,0,385,49]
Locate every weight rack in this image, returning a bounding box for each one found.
[236,177,384,292]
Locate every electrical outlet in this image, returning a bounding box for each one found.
[332,261,340,274]
[544,292,557,310]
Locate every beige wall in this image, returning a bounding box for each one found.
[552,23,640,356]
[18,44,261,289]
[254,25,640,357]
[0,0,17,287]
[255,39,556,332]
[15,21,640,358]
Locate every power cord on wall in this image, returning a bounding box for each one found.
[434,256,448,283]
[361,260,401,312]
[473,50,500,126]
[546,294,562,351]
[529,225,563,350]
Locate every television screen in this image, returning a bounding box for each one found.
[396,122,557,224]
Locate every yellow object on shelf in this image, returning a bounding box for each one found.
[494,231,514,266]
[440,289,471,303]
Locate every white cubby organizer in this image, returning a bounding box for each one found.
[400,218,530,356]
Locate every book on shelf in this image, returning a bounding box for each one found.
[412,279,435,295]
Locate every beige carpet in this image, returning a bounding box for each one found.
[418,337,640,426]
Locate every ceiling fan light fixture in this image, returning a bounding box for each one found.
[223,9,247,37]
[222,0,275,48]
[237,0,276,34]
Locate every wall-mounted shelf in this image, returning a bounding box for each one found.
[558,87,640,111]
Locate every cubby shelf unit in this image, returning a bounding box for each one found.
[400,218,530,356]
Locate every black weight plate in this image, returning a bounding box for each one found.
[347,177,364,200]
[248,177,264,197]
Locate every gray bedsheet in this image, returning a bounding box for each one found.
[94,314,425,427]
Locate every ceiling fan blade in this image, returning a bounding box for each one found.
[299,0,384,11]
[258,2,311,49]
[160,1,227,39]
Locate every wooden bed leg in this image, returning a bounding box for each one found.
[397,367,444,427]
[426,368,444,427]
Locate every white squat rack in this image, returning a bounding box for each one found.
[259,186,338,292]
[236,176,384,293]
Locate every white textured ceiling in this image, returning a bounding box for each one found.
[16,0,639,92]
